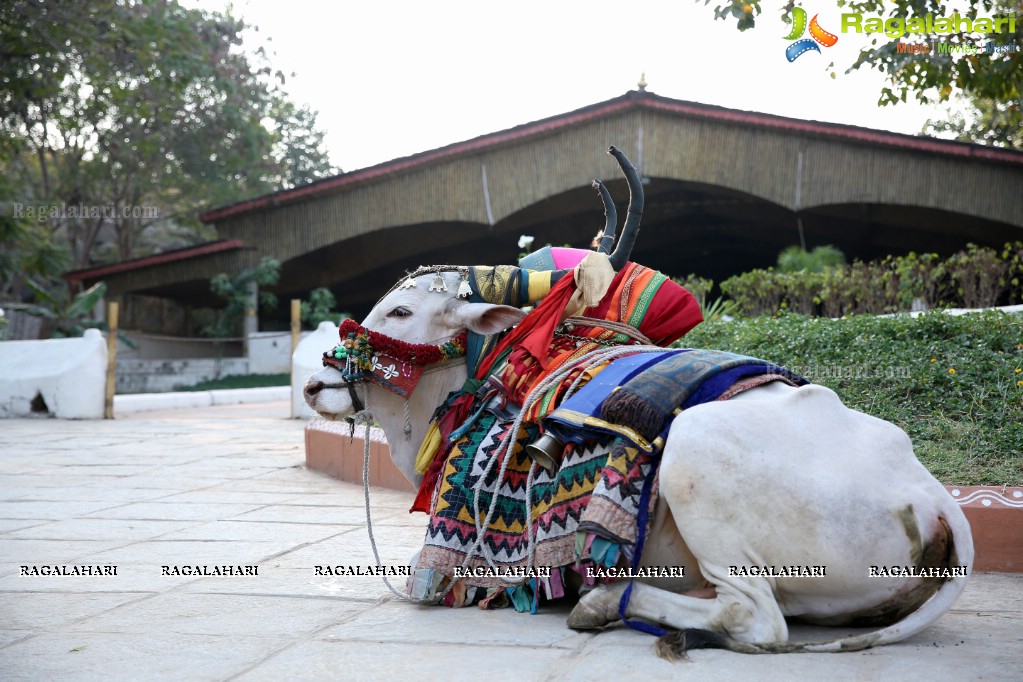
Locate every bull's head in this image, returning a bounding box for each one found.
[304,270,525,421]
[303,146,644,484]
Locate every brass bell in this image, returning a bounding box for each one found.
[526,432,565,474]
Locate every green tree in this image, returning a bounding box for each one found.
[777,245,847,273]
[300,288,350,329]
[700,1,1023,149]
[0,0,338,303]
[203,257,281,341]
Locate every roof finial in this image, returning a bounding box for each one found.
[637,72,647,91]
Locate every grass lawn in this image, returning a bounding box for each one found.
[175,373,290,392]
[680,310,1023,486]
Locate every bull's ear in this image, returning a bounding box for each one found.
[445,302,525,335]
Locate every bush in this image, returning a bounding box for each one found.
[679,310,1023,486]
[719,268,784,317]
[947,243,1010,308]
[777,244,846,273]
[718,242,1022,317]
[889,252,950,310]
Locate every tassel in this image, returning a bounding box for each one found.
[600,391,664,441]
[404,400,412,440]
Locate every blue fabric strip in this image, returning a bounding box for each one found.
[617,446,669,637]
[543,350,685,445]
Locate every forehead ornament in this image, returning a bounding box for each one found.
[429,274,448,293]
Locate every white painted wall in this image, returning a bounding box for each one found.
[291,320,338,418]
[248,331,310,374]
[0,328,107,419]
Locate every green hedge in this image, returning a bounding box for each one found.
[719,243,1023,317]
[679,310,1023,486]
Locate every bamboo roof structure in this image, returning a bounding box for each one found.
[67,90,1023,321]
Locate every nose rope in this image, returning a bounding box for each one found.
[318,321,468,604]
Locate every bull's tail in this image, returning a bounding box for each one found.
[656,510,973,658]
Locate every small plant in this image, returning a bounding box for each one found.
[5,281,134,345]
[700,296,738,322]
[301,288,350,328]
[203,257,281,340]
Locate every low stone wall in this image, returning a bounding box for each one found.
[0,328,107,418]
[305,420,414,492]
[949,486,1023,573]
[115,357,249,394]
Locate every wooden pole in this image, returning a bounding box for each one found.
[290,299,301,419]
[104,301,119,419]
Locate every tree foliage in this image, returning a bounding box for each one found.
[203,257,280,340]
[700,0,1023,148]
[0,0,338,304]
[777,245,847,273]
[300,287,350,329]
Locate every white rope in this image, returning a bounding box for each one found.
[358,414,411,601]
[352,385,417,601]
[357,388,454,604]
[354,326,665,598]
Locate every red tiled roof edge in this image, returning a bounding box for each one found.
[635,95,1023,163]
[200,91,1023,223]
[64,239,246,282]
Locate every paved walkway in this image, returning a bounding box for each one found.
[1,402,1020,681]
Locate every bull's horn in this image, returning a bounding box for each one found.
[592,179,617,255]
[607,145,644,271]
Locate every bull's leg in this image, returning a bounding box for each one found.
[567,565,788,644]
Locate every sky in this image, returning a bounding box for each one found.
[188,0,953,172]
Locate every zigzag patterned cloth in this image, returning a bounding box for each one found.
[416,413,613,588]
[412,350,806,606]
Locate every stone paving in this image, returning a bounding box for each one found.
[1,401,1021,681]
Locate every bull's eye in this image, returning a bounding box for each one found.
[389,306,412,318]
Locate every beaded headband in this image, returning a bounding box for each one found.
[322,318,467,399]
[387,265,473,299]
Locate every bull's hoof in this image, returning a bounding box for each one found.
[567,600,614,630]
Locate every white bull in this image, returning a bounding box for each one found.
[304,270,972,657]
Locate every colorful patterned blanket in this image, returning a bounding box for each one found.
[410,349,805,609]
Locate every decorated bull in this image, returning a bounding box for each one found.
[304,147,972,658]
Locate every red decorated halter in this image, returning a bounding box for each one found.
[322,319,467,407]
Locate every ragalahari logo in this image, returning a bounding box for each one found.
[784,6,838,61]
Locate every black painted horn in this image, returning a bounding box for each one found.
[547,146,641,284]
[548,179,617,284]
[606,145,644,271]
[592,179,617,255]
